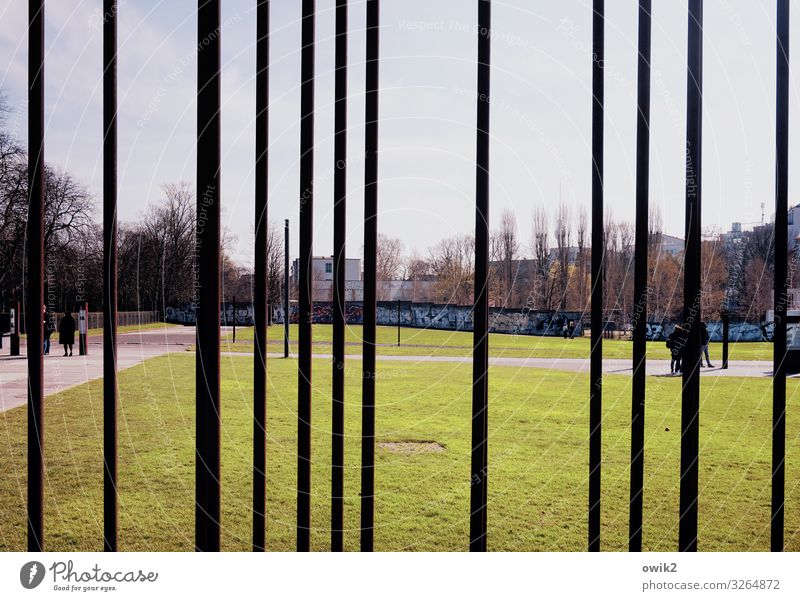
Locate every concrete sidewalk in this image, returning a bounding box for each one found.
[0,326,194,412]
[256,352,781,379]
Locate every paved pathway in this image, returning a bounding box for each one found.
[258,352,780,379]
[0,325,787,413]
[0,326,194,412]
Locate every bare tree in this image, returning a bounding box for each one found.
[648,206,663,257]
[126,182,196,311]
[575,206,588,310]
[531,205,554,310]
[554,202,571,310]
[498,208,520,307]
[266,222,285,313]
[701,240,728,320]
[428,234,474,304]
[405,251,429,281]
[0,105,26,303]
[740,256,772,320]
[405,250,432,302]
[376,233,404,281]
[0,148,95,310]
[646,207,674,322]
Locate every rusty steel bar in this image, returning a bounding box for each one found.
[27,0,46,553]
[679,0,703,553]
[297,0,315,552]
[103,0,119,553]
[628,0,651,553]
[331,0,348,553]
[253,0,270,553]
[589,0,604,553]
[195,0,222,552]
[469,0,491,553]
[360,0,379,553]
[772,0,789,553]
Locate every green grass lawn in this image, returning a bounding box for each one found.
[1,353,798,551]
[88,321,179,337]
[224,323,771,362]
[21,322,178,339]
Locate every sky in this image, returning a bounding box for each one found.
[1,1,799,266]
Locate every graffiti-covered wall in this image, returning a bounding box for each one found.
[273,301,584,337]
[165,302,255,326]
[646,321,773,343]
[164,300,778,342]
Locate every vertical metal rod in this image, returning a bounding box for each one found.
[722,313,729,369]
[470,0,491,553]
[396,302,400,347]
[103,0,119,553]
[284,219,290,358]
[27,0,45,553]
[79,302,88,356]
[772,0,790,553]
[253,0,270,553]
[195,0,222,552]
[331,0,347,553]
[588,0,604,553]
[297,0,315,552]
[628,0,651,553]
[11,299,21,356]
[360,0,379,552]
[679,0,703,553]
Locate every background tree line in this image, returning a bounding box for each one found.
[0,87,789,325]
[0,94,285,316]
[380,202,790,325]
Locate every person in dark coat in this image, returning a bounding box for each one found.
[58,311,76,357]
[42,305,53,356]
[700,321,714,368]
[667,325,685,374]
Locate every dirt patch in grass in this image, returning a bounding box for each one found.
[378,440,446,454]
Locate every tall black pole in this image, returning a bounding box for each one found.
[331,0,347,553]
[628,0,651,553]
[195,0,222,552]
[360,0,379,552]
[253,0,270,553]
[27,0,45,553]
[284,219,290,358]
[679,0,703,553]
[772,0,789,553]
[103,0,119,553]
[297,0,315,552]
[589,0,604,553]
[470,0,491,553]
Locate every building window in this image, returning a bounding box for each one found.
[325,262,332,273]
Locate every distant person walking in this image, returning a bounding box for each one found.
[42,305,52,356]
[667,325,685,374]
[568,320,575,339]
[700,321,714,368]
[58,310,76,357]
